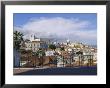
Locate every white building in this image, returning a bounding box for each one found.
[25,34,50,52]
[45,50,55,56]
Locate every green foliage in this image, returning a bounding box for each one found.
[49,44,56,50]
[60,47,65,51]
[36,49,45,58]
[14,31,24,50]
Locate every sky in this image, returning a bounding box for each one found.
[13,13,97,45]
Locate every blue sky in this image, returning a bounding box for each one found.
[14,13,97,45]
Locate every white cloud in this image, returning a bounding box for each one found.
[14,17,97,45]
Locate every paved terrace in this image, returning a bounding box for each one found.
[14,66,97,75]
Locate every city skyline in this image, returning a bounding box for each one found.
[14,13,97,45]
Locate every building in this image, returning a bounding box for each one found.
[25,34,50,52]
[45,50,55,56]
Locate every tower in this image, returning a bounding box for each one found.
[30,34,35,42]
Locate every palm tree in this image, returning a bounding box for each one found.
[14,31,24,50]
[36,48,45,67]
[14,31,24,68]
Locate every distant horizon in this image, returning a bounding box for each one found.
[14,13,97,45]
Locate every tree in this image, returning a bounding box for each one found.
[60,47,65,51]
[36,48,45,57]
[14,31,24,68]
[14,31,24,50]
[49,44,56,50]
[76,51,83,55]
[36,48,45,67]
